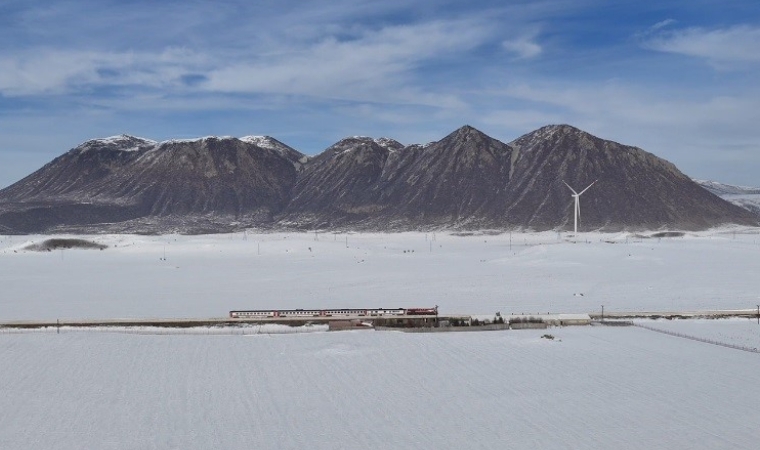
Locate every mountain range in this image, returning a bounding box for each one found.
[0,124,756,234]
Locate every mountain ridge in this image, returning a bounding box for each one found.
[0,125,756,234]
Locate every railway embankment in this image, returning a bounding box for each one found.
[0,309,756,332]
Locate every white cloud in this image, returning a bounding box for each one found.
[203,19,489,107]
[0,17,489,109]
[0,47,208,96]
[643,24,760,65]
[501,34,542,59]
[649,19,676,32]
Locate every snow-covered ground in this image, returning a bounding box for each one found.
[1,326,759,449]
[1,229,760,321]
[2,230,760,449]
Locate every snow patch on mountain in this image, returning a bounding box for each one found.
[325,136,404,155]
[78,135,157,153]
[239,135,278,149]
[373,137,404,152]
[240,135,298,156]
[164,136,235,144]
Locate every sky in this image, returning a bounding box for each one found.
[1,0,759,188]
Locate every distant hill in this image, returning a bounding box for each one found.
[694,180,760,216]
[0,126,756,234]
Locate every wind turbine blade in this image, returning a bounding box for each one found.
[563,181,579,195]
[578,179,597,196]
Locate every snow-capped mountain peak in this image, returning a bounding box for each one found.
[373,137,404,152]
[162,136,235,144]
[239,135,278,149]
[77,135,157,153]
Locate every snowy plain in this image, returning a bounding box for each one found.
[2,326,760,449]
[1,228,760,320]
[2,229,760,449]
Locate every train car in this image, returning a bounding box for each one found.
[405,307,438,316]
[366,308,406,316]
[230,307,437,319]
[229,310,278,318]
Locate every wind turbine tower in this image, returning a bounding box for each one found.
[563,180,597,234]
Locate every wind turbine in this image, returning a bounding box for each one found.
[563,180,597,234]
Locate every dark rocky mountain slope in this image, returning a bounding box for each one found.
[0,135,303,233]
[0,126,756,233]
[503,125,757,230]
[281,127,519,228]
[281,136,400,227]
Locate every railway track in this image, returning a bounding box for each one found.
[0,314,465,329]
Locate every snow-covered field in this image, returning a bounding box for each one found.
[2,229,760,449]
[1,228,760,320]
[1,326,759,449]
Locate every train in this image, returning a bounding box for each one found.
[229,307,438,319]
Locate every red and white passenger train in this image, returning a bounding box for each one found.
[229,307,438,319]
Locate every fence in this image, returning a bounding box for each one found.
[596,320,634,326]
[0,324,329,336]
[634,323,760,354]
[379,323,511,333]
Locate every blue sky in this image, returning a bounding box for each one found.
[1,0,759,188]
